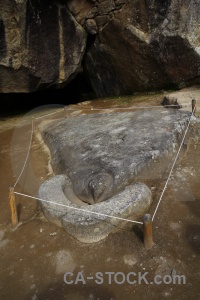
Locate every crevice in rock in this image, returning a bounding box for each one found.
[0,19,6,58]
[0,71,95,116]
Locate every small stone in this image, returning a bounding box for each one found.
[85,19,98,35]
[30,244,35,249]
[98,0,115,14]
[50,232,57,236]
[124,255,137,266]
[95,15,110,27]
[87,7,99,19]
[106,258,111,262]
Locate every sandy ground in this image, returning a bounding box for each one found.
[0,89,200,300]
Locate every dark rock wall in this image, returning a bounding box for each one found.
[83,0,200,96]
[0,0,200,95]
[27,0,60,86]
[0,0,86,92]
[0,19,6,58]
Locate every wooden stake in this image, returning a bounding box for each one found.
[9,187,18,228]
[143,214,154,250]
[192,99,196,116]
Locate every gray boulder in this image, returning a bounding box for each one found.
[40,109,191,204]
[38,108,194,242]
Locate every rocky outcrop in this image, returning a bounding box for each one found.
[0,0,200,94]
[83,0,200,96]
[0,0,86,92]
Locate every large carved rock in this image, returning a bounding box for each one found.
[39,109,193,204]
[38,108,198,242]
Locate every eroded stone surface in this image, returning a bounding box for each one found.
[38,175,152,243]
[40,109,192,203]
[84,0,200,96]
[1,0,200,93]
[38,109,196,242]
[0,1,87,92]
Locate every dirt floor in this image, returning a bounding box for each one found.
[0,90,200,300]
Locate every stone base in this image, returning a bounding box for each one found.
[38,175,152,243]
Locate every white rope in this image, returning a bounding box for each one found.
[13,120,34,188]
[152,109,195,221]
[69,105,188,111]
[13,191,143,225]
[30,104,188,121]
[35,108,64,120]
[12,102,195,222]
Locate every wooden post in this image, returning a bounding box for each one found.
[192,99,196,116]
[143,214,154,250]
[9,187,18,228]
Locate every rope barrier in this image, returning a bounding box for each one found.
[24,104,189,123]
[13,191,143,225]
[10,100,198,249]
[68,105,188,111]
[13,119,34,188]
[35,108,64,120]
[152,108,195,221]
[11,101,196,229]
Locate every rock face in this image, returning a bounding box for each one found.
[0,0,86,92]
[83,0,200,96]
[0,0,200,93]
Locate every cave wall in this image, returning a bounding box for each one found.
[0,0,86,92]
[0,0,200,95]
